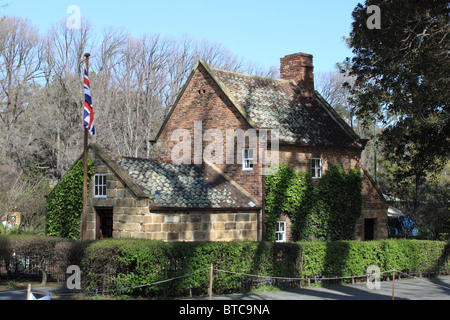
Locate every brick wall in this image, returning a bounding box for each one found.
[278,144,388,240]
[151,62,387,241]
[153,64,264,202]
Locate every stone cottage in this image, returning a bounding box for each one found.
[80,52,388,241]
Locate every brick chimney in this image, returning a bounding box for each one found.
[280,53,314,93]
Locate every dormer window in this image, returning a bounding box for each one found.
[242,148,254,171]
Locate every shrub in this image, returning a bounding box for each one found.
[0,234,82,285]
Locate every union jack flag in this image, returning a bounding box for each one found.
[83,69,95,135]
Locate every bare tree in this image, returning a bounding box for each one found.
[0,16,41,171]
[316,67,358,129]
[35,18,94,179]
[0,16,280,180]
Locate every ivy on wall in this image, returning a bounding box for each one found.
[46,159,95,239]
[265,164,362,241]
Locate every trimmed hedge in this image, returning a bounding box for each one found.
[81,239,449,297]
[1,235,448,298]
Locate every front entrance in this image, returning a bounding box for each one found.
[364,218,375,241]
[96,207,113,239]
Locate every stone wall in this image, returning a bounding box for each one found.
[85,149,150,240]
[86,148,259,241]
[141,210,258,241]
[355,170,389,240]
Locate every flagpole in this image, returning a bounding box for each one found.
[81,52,90,241]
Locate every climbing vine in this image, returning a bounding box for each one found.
[264,164,362,241]
[46,159,95,239]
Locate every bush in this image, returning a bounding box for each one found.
[0,234,84,285]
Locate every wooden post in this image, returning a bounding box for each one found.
[392,267,395,300]
[27,283,32,300]
[209,264,213,300]
[81,53,90,241]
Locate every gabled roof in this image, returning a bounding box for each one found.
[212,68,362,148]
[91,144,258,209]
[152,60,364,149]
[115,157,257,209]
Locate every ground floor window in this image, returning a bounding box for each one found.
[275,221,286,242]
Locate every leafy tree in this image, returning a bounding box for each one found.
[346,0,449,211]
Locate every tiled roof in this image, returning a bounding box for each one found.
[212,68,359,148]
[111,155,256,208]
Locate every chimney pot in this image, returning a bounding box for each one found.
[280,52,314,93]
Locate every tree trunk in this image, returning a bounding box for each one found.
[39,266,47,286]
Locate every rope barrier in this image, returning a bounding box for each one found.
[1,266,447,299]
[213,267,394,282]
[51,267,211,297]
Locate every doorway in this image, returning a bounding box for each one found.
[364,218,375,241]
[96,207,113,239]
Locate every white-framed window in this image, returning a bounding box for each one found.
[311,158,321,179]
[275,221,286,242]
[242,148,254,171]
[94,174,107,198]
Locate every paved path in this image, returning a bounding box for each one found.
[195,276,450,300]
[1,276,449,300]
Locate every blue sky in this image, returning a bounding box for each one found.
[3,0,362,74]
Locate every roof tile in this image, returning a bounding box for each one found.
[212,68,358,148]
[110,155,255,208]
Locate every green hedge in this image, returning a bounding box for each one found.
[1,235,448,298]
[81,239,449,297]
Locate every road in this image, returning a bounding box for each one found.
[196,275,450,300]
